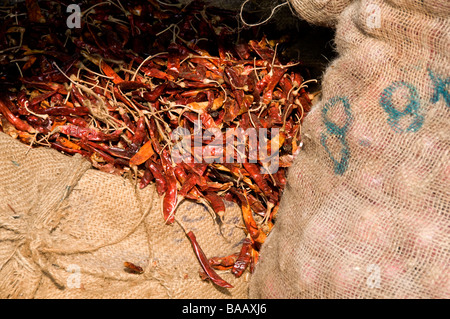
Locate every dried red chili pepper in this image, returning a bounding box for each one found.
[186,231,233,288]
[160,149,178,224]
[58,125,123,142]
[0,95,36,133]
[209,253,239,270]
[147,160,167,196]
[123,262,144,274]
[243,162,273,200]
[231,237,252,278]
[203,191,226,221]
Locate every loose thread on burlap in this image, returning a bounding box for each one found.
[239,0,290,27]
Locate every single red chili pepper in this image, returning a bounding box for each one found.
[161,149,178,224]
[58,124,123,142]
[123,262,144,274]
[80,141,116,164]
[231,237,252,278]
[141,67,175,81]
[100,60,123,84]
[112,87,136,111]
[50,93,64,105]
[49,141,89,156]
[0,95,36,133]
[20,81,67,95]
[142,83,167,103]
[178,173,197,197]
[25,115,49,134]
[147,117,162,154]
[240,189,267,247]
[61,116,88,128]
[243,162,273,199]
[263,68,288,104]
[167,43,182,79]
[186,231,233,288]
[139,163,154,189]
[147,161,167,196]
[200,112,218,129]
[203,191,226,221]
[223,98,240,123]
[130,117,146,148]
[129,139,154,167]
[209,253,240,270]
[17,90,30,115]
[35,106,90,116]
[103,145,132,160]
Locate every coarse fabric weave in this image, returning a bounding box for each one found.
[250,0,450,299]
[0,132,248,298]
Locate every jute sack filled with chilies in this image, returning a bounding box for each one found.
[0,132,248,298]
[250,0,450,298]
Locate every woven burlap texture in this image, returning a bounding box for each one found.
[0,132,248,298]
[249,0,450,298]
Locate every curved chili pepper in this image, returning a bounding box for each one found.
[0,95,36,133]
[130,117,146,148]
[178,173,197,197]
[161,149,178,224]
[203,191,226,221]
[186,231,233,288]
[243,162,273,199]
[139,163,154,189]
[231,237,252,278]
[147,161,167,196]
[17,90,30,115]
[123,262,144,274]
[143,83,167,103]
[209,253,239,270]
[49,141,88,156]
[240,190,266,247]
[129,139,154,167]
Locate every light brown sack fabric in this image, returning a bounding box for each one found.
[250,0,450,298]
[0,132,248,298]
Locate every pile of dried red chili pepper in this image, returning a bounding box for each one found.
[0,0,313,288]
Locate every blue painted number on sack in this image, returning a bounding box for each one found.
[379,81,424,133]
[428,69,450,107]
[320,96,353,175]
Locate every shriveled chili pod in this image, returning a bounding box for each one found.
[209,253,240,270]
[0,95,36,133]
[231,237,252,278]
[186,231,233,288]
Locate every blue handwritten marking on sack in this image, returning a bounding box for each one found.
[428,69,450,107]
[379,81,424,133]
[320,96,353,175]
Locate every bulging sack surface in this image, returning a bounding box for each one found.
[250,0,450,298]
[0,132,248,298]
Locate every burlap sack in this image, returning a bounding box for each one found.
[250,0,450,298]
[0,132,248,298]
